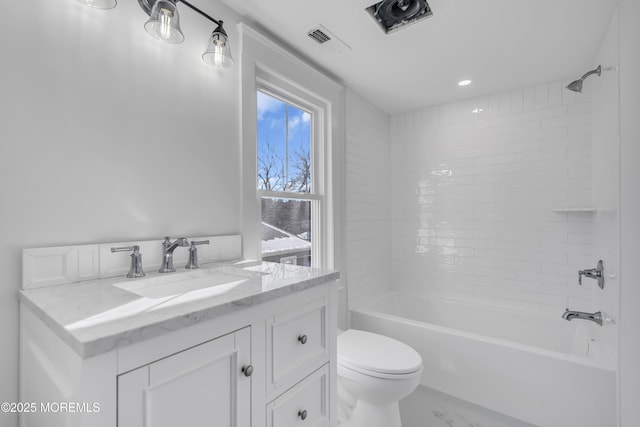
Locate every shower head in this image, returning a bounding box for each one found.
[566,65,602,93]
[566,79,584,93]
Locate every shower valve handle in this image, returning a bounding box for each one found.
[578,260,604,289]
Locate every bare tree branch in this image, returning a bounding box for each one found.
[291,143,311,193]
[258,139,285,191]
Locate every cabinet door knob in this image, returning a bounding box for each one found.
[298,409,308,420]
[241,365,254,377]
[298,334,308,345]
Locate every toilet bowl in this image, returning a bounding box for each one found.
[337,329,423,427]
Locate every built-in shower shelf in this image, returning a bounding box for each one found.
[552,208,617,213]
[552,208,597,213]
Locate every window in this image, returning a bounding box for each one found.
[257,89,323,267]
[241,29,343,274]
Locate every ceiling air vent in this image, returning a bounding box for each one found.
[306,24,352,53]
[308,28,331,45]
[366,0,433,34]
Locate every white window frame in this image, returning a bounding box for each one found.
[256,81,326,268]
[240,24,344,274]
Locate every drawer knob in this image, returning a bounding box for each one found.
[241,365,254,377]
[298,334,308,345]
[298,409,308,420]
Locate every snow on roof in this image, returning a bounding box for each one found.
[261,222,311,255]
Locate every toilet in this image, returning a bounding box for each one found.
[336,329,423,427]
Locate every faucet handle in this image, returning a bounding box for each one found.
[165,237,190,247]
[111,245,145,278]
[578,260,604,289]
[185,240,210,269]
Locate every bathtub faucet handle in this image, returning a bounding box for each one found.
[578,260,604,289]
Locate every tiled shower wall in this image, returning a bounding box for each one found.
[390,80,596,313]
[590,10,619,347]
[345,90,392,308]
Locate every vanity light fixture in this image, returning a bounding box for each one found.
[139,0,233,67]
[77,0,117,9]
[77,0,234,68]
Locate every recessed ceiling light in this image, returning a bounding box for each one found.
[458,79,472,86]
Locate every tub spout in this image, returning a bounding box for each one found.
[562,309,603,326]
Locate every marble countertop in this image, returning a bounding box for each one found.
[19,260,339,359]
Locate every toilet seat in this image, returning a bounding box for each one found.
[337,329,422,378]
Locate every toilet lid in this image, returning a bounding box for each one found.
[337,329,422,375]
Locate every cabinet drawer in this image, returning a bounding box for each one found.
[267,297,329,395]
[267,364,329,427]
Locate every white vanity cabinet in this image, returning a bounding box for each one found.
[19,278,338,427]
[117,327,251,427]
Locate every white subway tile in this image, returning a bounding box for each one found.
[548,81,563,108]
[562,79,578,105]
[348,78,598,314]
[535,83,549,110]
[499,92,512,116]
[523,86,536,112]
[511,89,524,114]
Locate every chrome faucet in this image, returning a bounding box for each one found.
[159,236,189,273]
[562,309,603,326]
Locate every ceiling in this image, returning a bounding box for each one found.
[220,0,617,114]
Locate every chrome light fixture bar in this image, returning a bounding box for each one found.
[78,0,233,68]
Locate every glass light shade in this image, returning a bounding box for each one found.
[77,0,117,9]
[202,23,234,68]
[144,0,184,44]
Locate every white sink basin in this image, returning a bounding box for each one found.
[113,266,264,299]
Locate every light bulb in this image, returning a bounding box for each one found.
[77,0,117,9]
[159,8,174,42]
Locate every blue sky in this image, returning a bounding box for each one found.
[257,91,311,191]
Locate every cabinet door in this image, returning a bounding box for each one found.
[118,327,251,427]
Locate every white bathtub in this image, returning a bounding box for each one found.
[351,292,616,427]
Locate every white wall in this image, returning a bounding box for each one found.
[0,0,243,422]
[618,0,640,424]
[390,81,596,314]
[345,90,391,308]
